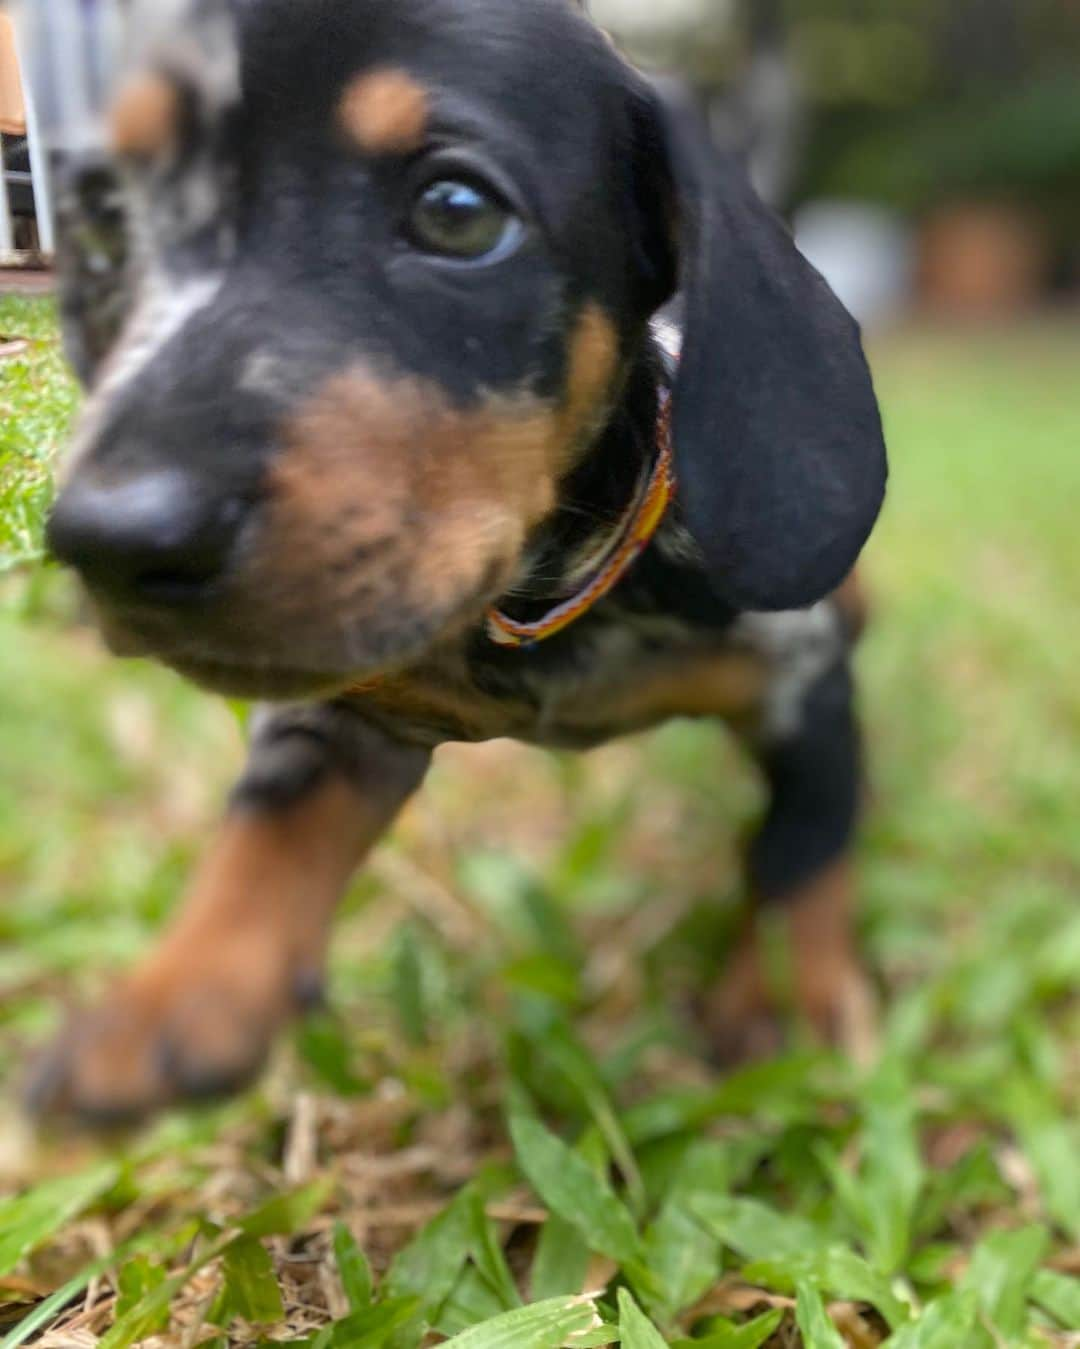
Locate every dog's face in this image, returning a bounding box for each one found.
[49,0,887,700]
[49,0,671,698]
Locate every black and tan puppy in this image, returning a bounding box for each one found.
[32,0,887,1120]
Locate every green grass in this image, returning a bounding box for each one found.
[1,298,1079,1347]
[0,300,79,579]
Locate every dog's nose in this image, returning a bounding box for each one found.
[47,471,244,605]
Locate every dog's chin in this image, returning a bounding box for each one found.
[166,657,356,702]
[93,587,500,703]
[99,622,357,699]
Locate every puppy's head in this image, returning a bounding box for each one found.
[48,0,885,700]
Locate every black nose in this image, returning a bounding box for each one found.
[46,471,244,606]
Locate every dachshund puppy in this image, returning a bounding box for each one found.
[32,0,886,1120]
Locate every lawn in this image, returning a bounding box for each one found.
[1,297,1079,1347]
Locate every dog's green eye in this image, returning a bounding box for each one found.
[409,178,519,260]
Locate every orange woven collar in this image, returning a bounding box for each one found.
[485,394,676,650]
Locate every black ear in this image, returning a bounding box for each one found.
[639,91,888,613]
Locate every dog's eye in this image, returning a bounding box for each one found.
[408,178,520,261]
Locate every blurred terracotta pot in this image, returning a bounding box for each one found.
[918,203,1049,317]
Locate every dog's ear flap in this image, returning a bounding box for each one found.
[635,88,887,613]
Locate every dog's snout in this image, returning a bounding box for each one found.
[47,471,245,606]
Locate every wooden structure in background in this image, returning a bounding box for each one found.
[0,14,27,137]
[0,11,53,261]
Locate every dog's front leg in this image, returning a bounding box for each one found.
[28,708,430,1123]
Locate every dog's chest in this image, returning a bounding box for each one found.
[343,595,846,751]
[344,616,776,750]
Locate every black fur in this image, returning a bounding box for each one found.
[634,89,888,613]
[233,704,430,812]
[749,659,862,902]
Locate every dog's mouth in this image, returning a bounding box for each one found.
[94,613,350,698]
[91,567,510,702]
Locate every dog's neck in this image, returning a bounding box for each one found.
[503,333,669,614]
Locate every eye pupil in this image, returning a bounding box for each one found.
[409,177,517,260]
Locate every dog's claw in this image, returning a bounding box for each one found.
[292,970,328,1013]
[23,1041,74,1119]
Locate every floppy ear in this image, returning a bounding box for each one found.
[638,91,888,613]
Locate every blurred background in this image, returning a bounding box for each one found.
[594,0,1080,324]
[5,0,1080,321]
[1,4,1079,1344]
[4,0,1080,319]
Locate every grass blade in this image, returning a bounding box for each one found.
[0,1163,119,1278]
[437,1295,601,1349]
[618,1289,667,1348]
[855,1061,925,1273]
[694,1197,909,1330]
[114,1256,167,1327]
[385,1189,472,1311]
[219,1234,285,1325]
[531,1213,590,1301]
[1030,1267,1080,1328]
[794,1283,844,1349]
[882,1291,980,1348]
[0,1230,166,1349]
[238,1180,334,1238]
[510,1111,641,1264]
[671,1310,785,1348]
[962,1224,1049,1338]
[332,1222,373,1312]
[323,1297,422,1347]
[641,1139,727,1321]
[519,1016,645,1215]
[464,1191,521,1311]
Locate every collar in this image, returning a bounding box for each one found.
[485,391,676,650]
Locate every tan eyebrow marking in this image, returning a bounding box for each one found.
[338,68,430,155]
[109,72,182,160]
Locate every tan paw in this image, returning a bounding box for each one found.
[704,864,878,1067]
[25,951,320,1125]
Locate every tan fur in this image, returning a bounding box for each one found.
[93,306,621,679]
[350,665,531,742]
[110,73,181,160]
[338,69,430,155]
[35,775,419,1115]
[833,568,870,640]
[558,304,620,465]
[257,349,620,650]
[583,651,768,730]
[348,645,767,746]
[706,861,874,1062]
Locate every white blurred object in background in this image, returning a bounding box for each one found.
[590,0,731,45]
[10,0,126,155]
[795,201,916,328]
[4,0,129,258]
